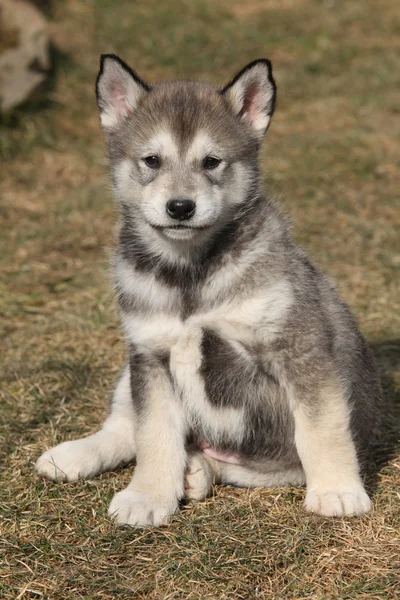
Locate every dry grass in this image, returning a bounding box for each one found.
[1,0,399,598]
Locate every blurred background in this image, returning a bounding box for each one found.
[1,1,399,598]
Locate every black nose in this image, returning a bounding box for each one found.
[166,198,196,221]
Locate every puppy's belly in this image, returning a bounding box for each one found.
[197,336,297,464]
[199,440,243,465]
[186,389,298,468]
[172,330,298,465]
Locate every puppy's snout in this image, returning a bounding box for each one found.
[166,198,196,221]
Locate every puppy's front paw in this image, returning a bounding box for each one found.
[185,452,213,501]
[35,439,102,482]
[305,486,371,517]
[108,489,178,527]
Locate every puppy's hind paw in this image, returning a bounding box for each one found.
[185,452,213,501]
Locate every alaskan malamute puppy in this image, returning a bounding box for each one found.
[36,56,381,526]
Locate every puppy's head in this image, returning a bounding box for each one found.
[96,55,276,244]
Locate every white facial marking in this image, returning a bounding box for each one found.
[141,130,179,161]
[138,127,227,233]
[186,130,219,163]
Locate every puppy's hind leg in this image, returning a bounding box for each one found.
[184,451,215,501]
[36,365,136,482]
[184,451,305,500]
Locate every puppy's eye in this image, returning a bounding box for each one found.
[143,155,160,169]
[203,156,221,170]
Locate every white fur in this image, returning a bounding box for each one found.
[111,130,260,261]
[185,451,214,501]
[197,280,294,344]
[208,457,305,489]
[116,258,180,313]
[37,258,296,526]
[228,80,271,132]
[122,312,183,352]
[134,219,197,265]
[108,488,178,526]
[142,130,178,162]
[109,361,187,527]
[186,130,213,161]
[38,62,369,527]
[291,385,371,516]
[186,130,225,168]
[113,159,134,198]
[121,278,293,455]
[100,112,121,129]
[140,168,222,232]
[114,128,226,232]
[119,274,292,354]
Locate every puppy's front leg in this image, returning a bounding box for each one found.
[108,353,186,527]
[292,379,371,517]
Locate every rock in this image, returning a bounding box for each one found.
[0,0,51,112]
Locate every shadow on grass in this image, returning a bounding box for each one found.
[366,339,400,492]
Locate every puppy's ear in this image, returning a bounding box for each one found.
[96,54,150,130]
[222,59,276,137]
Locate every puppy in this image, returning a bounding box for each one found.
[36,56,381,526]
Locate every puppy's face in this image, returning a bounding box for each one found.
[96,56,276,244]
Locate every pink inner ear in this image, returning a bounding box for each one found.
[109,81,133,121]
[240,83,261,123]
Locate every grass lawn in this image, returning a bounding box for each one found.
[1,0,399,597]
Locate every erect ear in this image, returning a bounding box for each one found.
[221,59,276,137]
[96,54,150,130]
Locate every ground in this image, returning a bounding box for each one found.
[1,0,399,598]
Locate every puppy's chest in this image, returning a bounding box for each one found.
[118,263,291,353]
[119,265,291,447]
[120,290,255,353]
[117,264,204,348]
